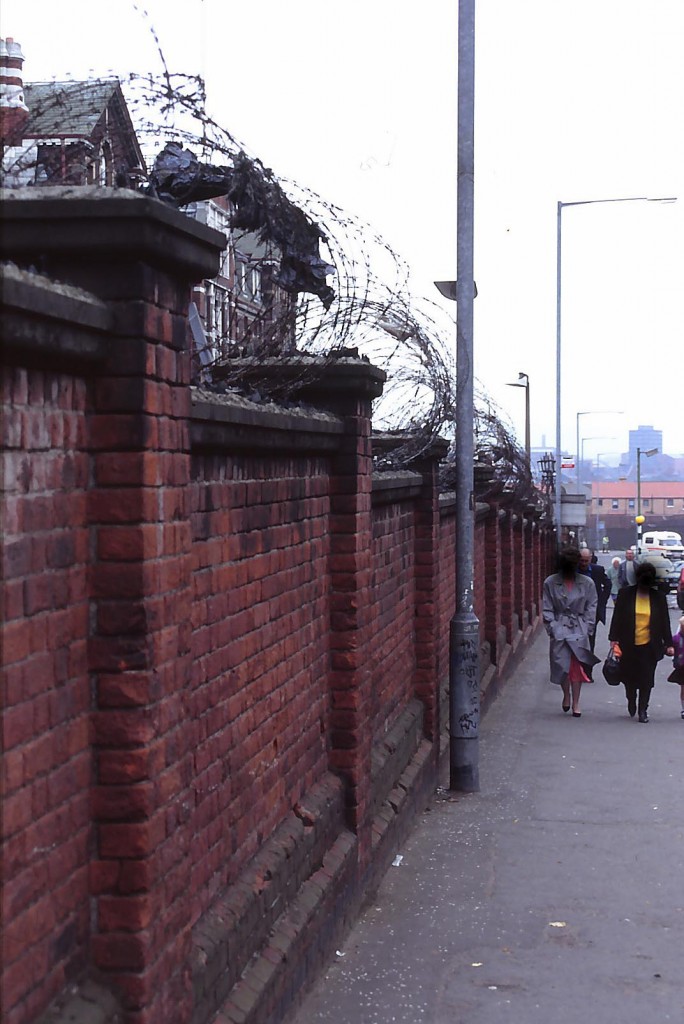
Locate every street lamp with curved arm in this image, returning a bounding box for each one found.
[580,435,616,477]
[555,195,676,546]
[636,446,659,551]
[576,410,623,493]
[505,372,530,469]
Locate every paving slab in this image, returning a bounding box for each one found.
[289,605,683,1024]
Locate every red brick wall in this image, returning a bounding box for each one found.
[188,453,331,913]
[2,365,92,1021]
[436,500,457,695]
[370,500,415,741]
[1,192,556,1024]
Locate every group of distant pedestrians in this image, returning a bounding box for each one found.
[542,546,684,721]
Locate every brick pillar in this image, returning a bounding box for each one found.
[290,363,385,865]
[1,189,223,1023]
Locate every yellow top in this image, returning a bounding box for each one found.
[634,591,651,646]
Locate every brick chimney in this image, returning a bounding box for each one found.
[0,37,29,144]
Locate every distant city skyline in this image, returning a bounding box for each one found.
[535,422,683,466]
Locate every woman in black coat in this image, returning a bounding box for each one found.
[608,561,674,722]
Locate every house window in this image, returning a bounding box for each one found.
[628,499,635,509]
[597,498,603,507]
[667,498,674,507]
[251,268,262,303]
[643,499,650,508]
[611,499,619,510]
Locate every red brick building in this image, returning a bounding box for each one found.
[589,480,684,547]
[1,38,145,189]
[187,196,296,370]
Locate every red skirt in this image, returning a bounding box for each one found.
[568,654,590,684]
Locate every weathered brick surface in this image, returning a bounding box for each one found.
[1,362,93,1018]
[1,191,555,1024]
[369,497,415,741]
[187,452,331,920]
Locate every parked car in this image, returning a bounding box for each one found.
[677,562,684,611]
[665,558,683,592]
[640,553,678,594]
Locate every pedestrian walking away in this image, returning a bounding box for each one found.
[608,561,674,722]
[607,555,621,604]
[667,615,684,719]
[617,548,637,589]
[542,546,599,717]
[579,547,611,677]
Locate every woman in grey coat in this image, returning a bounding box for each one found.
[542,546,600,717]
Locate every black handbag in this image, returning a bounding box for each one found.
[602,649,622,685]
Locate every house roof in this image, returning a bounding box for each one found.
[592,481,684,497]
[24,80,121,138]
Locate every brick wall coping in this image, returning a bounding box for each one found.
[0,185,225,281]
[190,386,345,454]
[371,470,423,506]
[439,491,542,528]
[216,355,387,403]
[439,491,456,515]
[1,261,111,364]
[372,433,451,464]
[438,492,491,522]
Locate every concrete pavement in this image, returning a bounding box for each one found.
[288,600,683,1024]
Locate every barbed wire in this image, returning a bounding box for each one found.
[1,13,539,504]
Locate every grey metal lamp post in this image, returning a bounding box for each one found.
[555,196,676,549]
[506,372,530,469]
[575,410,623,494]
[580,435,616,478]
[636,446,658,551]
[433,0,479,793]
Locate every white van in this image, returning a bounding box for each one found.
[641,530,684,560]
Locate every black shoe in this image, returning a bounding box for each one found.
[638,711,649,723]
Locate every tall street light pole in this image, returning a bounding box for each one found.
[435,0,478,792]
[580,435,616,473]
[452,0,478,792]
[555,195,676,548]
[636,446,658,551]
[575,410,623,494]
[506,372,530,470]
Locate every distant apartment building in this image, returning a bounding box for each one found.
[628,424,662,460]
[624,424,664,475]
